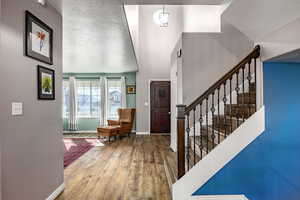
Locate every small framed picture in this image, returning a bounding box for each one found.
[25,11,53,65]
[126,85,136,94]
[37,65,55,100]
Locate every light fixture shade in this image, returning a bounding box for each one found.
[37,0,46,6]
[153,8,169,27]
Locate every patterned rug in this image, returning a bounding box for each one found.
[63,138,104,168]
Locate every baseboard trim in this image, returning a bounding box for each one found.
[46,183,65,200]
[136,132,150,135]
[63,130,97,134]
[189,195,248,200]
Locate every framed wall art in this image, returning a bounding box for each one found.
[37,65,55,100]
[25,11,53,65]
[126,85,136,94]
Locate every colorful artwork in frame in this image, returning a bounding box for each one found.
[37,65,55,100]
[126,85,136,94]
[25,11,53,65]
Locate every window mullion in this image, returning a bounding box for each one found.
[90,81,92,118]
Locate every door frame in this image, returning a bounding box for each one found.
[148,79,171,134]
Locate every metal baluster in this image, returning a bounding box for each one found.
[186,113,190,171]
[254,58,257,111]
[199,103,203,159]
[193,108,196,166]
[206,97,209,154]
[223,82,227,138]
[230,77,233,133]
[248,61,252,116]
[211,92,216,148]
[242,66,245,122]
[217,88,220,144]
[235,72,240,127]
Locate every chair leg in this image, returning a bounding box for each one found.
[108,136,111,142]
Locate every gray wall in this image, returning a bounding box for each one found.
[182,20,253,105]
[136,5,183,133]
[0,1,63,200]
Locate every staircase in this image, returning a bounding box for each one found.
[176,45,261,178]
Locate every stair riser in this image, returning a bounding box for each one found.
[249,83,256,93]
[201,128,226,144]
[188,140,209,159]
[237,95,256,104]
[225,105,255,118]
[213,117,241,130]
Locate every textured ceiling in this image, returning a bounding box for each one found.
[63,0,138,73]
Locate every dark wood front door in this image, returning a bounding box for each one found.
[150,81,171,133]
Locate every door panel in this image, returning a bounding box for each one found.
[151,81,171,133]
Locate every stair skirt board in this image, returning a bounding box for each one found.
[172,106,265,200]
[189,195,249,200]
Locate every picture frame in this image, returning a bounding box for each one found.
[126,85,136,94]
[25,11,53,65]
[37,65,55,100]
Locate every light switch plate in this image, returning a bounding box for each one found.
[12,102,23,116]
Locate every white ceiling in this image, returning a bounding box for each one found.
[123,0,224,4]
[269,49,300,63]
[63,0,138,73]
[49,0,225,73]
[222,0,300,41]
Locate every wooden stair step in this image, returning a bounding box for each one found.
[237,92,256,104]
[249,82,256,93]
[189,135,215,159]
[213,115,243,132]
[163,152,177,194]
[225,104,256,118]
[201,125,226,144]
[186,144,202,170]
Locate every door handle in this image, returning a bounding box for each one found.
[168,112,171,115]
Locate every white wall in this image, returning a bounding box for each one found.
[222,0,300,41]
[257,16,300,62]
[124,5,139,64]
[127,5,222,133]
[182,20,253,105]
[183,5,221,33]
[136,5,183,133]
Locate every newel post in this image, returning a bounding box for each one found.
[177,104,186,179]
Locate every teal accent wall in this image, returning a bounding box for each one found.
[63,72,136,131]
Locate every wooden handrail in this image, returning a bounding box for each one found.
[185,45,260,114]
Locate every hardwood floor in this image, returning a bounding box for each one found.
[56,135,176,200]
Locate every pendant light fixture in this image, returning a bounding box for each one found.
[153,6,169,27]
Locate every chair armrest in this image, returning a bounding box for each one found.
[107,120,120,126]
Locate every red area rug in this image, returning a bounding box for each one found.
[63,138,101,168]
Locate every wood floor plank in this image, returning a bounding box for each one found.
[56,135,174,200]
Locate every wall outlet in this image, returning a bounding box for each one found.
[12,102,23,116]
